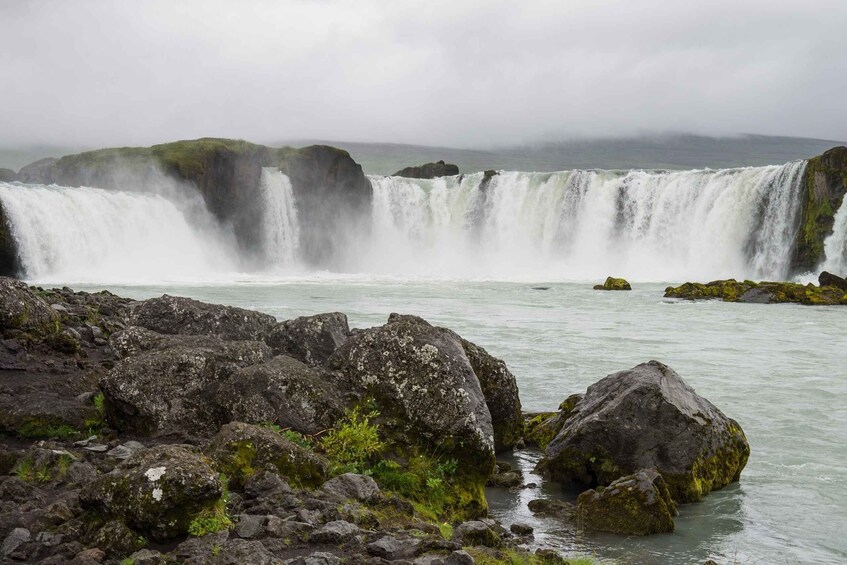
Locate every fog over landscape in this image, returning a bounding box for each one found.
[2,0,847,150]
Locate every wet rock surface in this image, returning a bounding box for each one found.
[664,278,847,305]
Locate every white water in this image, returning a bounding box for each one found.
[259,168,300,269]
[821,195,847,275]
[368,161,808,281]
[0,182,235,283]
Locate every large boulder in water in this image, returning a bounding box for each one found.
[128,294,278,341]
[101,331,271,437]
[326,314,500,514]
[537,361,749,503]
[80,445,223,540]
[576,469,677,535]
[393,160,460,179]
[819,271,847,291]
[218,355,347,434]
[264,312,350,366]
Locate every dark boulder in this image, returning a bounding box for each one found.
[100,334,271,436]
[321,473,381,504]
[819,271,847,291]
[80,445,223,540]
[523,394,583,449]
[264,312,350,366]
[0,391,98,439]
[0,278,58,336]
[576,469,677,535]
[205,422,327,489]
[128,295,277,341]
[218,355,347,434]
[393,160,460,179]
[537,361,749,503]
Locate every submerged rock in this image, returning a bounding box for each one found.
[393,160,460,179]
[664,279,847,305]
[576,469,677,535]
[537,361,749,503]
[80,445,223,540]
[593,276,632,291]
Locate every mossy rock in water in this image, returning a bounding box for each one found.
[205,421,327,489]
[576,468,677,535]
[593,276,632,291]
[664,279,846,305]
[537,361,749,503]
[523,394,583,449]
[80,445,223,540]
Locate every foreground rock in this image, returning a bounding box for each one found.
[538,361,749,503]
[593,276,632,291]
[664,279,847,305]
[80,445,223,540]
[577,469,677,535]
[393,160,460,179]
[264,312,350,366]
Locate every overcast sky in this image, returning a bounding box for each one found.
[1,0,846,149]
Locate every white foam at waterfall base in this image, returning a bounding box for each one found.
[821,195,847,276]
[0,182,236,284]
[259,168,301,270]
[366,161,807,281]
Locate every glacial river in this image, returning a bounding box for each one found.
[58,277,847,565]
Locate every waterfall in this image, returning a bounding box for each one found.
[0,182,235,283]
[367,161,807,281]
[821,197,847,276]
[259,168,300,269]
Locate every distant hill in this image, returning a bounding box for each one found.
[2,134,845,175]
[282,134,847,174]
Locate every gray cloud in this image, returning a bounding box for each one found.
[1,0,845,148]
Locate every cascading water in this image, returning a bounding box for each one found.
[259,168,300,269]
[367,161,808,281]
[821,196,847,275]
[0,182,235,283]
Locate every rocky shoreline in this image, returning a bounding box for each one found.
[664,271,847,305]
[0,278,753,564]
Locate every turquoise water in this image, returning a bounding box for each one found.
[61,278,847,564]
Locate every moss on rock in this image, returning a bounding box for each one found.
[664,279,846,305]
[593,276,632,291]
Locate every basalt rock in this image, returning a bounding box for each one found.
[80,445,223,540]
[792,146,847,272]
[128,294,278,341]
[819,270,847,291]
[576,469,677,535]
[205,422,328,489]
[0,278,58,336]
[393,160,459,179]
[265,312,350,366]
[523,394,583,449]
[664,279,847,305]
[537,361,749,503]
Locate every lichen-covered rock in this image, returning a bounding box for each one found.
[664,279,847,305]
[100,336,271,436]
[451,520,501,547]
[321,473,380,504]
[576,469,677,535]
[264,312,350,366]
[0,391,98,439]
[537,361,750,503]
[218,355,346,435]
[0,278,58,335]
[90,519,146,557]
[128,294,278,341]
[460,338,522,451]
[593,276,632,291]
[205,422,327,489]
[80,445,223,540]
[327,314,495,496]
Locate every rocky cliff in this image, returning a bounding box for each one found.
[792,146,847,272]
